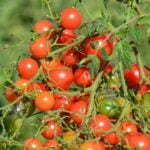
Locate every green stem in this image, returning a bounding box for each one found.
[49,37,85,56]
[84,72,103,125]
[119,62,128,97]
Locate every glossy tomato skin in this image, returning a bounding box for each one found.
[43,140,61,150]
[83,35,113,59]
[33,20,54,36]
[104,132,120,145]
[42,120,63,139]
[18,58,39,79]
[27,82,47,93]
[61,49,79,66]
[58,29,76,44]
[120,121,138,134]
[90,114,112,136]
[126,132,150,150]
[48,68,74,90]
[15,78,29,91]
[124,64,141,89]
[138,83,150,96]
[53,94,71,110]
[42,58,64,73]
[30,37,51,59]
[60,8,82,29]
[5,87,17,102]
[23,138,42,150]
[34,92,55,111]
[98,100,120,118]
[70,100,88,124]
[80,141,105,150]
[74,67,92,87]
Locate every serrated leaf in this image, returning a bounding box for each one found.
[128,26,141,44]
[138,16,150,25]
[87,55,100,78]
[115,40,132,68]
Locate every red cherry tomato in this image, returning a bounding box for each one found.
[124,64,141,89]
[60,8,82,29]
[33,20,54,37]
[53,94,71,110]
[27,82,47,93]
[120,121,138,134]
[74,67,92,87]
[126,132,150,150]
[83,35,114,59]
[138,82,150,96]
[90,114,112,136]
[34,92,55,111]
[61,49,79,66]
[70,100,88,124]
[15,78,29,91]
[23,138,42,150]
[29,37,51,59]
[48,67,74,90]
[18,58,39,79]
[104,63,113,75]
[42,120,63,139]
[58,29,76,44]
[43,140,61,150]
[5,87,17,102]
[104,132,120,145]
[80,141,105,150]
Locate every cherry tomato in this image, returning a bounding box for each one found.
[15,78,29,91]
[80,141,105,150]
[120,121,138,134]
[63,131,77,150]
[138,83,150,96]
[74,67,92,87]
[42,58,64,73]
[5,87,17,102]
[70,100,88,124]
[98,100,120,118]
[48,67,74,90]
[29,37,51,59]
[23,138,42,150]
[53,94,71,110]
[33,20,54,38]
[27,82,47,93]
[42,120,63,139]
[104,132,120,145]
[60,8,82,29]
[58,29,76,44]
[18,58,39,79]
[34,92,55,111]
[61,49,79,66]
[83,35,114,59]
[43,140,61,150]
[126,132,150,150]
[90,114,112,136]
[104,63,113,75]
[124,64,141,89]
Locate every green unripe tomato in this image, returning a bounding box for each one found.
[143,92,150,105]
[98,100,120,117]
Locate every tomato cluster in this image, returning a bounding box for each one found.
[4,7,150,150]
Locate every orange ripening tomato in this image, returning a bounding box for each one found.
[34,92,55,111]
[5,87,17,102]
[43,140,61,150]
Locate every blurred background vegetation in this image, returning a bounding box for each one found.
[0,0,149,101]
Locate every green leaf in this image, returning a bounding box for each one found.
[87,55,100,78]
[138,16,150,25]
[128,26,141,44]
[115,40,132,68]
